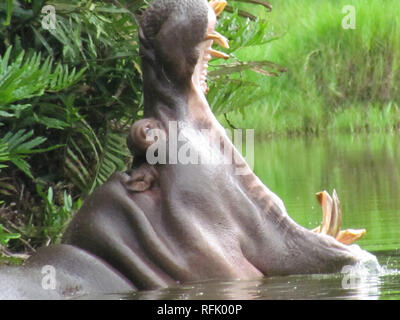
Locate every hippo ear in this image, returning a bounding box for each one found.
[125,163,159,192]
[127,118,164,157]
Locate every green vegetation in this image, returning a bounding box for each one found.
[0,0,143,259]
[0,0,277,259]
[219,0,400,135]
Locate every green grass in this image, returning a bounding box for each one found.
[218,0,400,135]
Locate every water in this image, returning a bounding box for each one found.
[97,133,400,300]
[253,132,400,253]
[87,252,400,300]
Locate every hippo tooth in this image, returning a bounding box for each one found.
[316,191,334,235]
[313,190,366,245]
[200,82,208,94]
[336,228,367,245]
[209,48,229,59]
[209,0,227,16]
[205,31,230,48]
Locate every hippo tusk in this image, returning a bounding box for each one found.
[316,190,341,237]
[313,189,366,245]
[316,191,334,235]
[209,0,227,16]
[205,31,230,48]
[209,48,230,59]
[336,228,367,245]
[330,189,342,238]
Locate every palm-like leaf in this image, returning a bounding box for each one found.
[64,121,130,194]
[91,131,129,191]
[208,1,284,114]
[0,46,86,107]
[0,130,54,179]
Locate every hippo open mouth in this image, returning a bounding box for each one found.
[0,0,375,298]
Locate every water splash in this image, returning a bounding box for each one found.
[339,245,400,299]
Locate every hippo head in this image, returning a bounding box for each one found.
[63,0,376,291]
[139,0,209,94]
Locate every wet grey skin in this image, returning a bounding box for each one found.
[0,0,372,299]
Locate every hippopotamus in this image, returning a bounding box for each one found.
[0,0,373,299]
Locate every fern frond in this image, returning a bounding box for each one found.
[91,131,129,192]
[206,3,283,115]
[64,121,101,192]
[65,122,129,193]
[64,119,129,194]
[0,104,31,119]
[216,6,274,53]
[0,141,9,169]
[0,130,47,178]
[48,63,87,92]
[0,46,86,107]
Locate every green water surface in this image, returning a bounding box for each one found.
[253,133,400,253]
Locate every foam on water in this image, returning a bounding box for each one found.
[337,245,400,299]
[350,244,383,274]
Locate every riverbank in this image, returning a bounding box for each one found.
[217,0,400,135]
